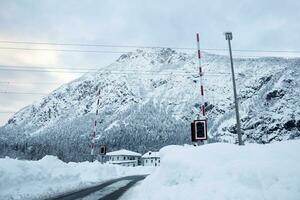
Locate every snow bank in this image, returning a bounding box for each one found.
[0,156,153,200]
[122,140,300,200]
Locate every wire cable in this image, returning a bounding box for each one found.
[0,67,231,75]
[0,91,47,95]
[1,40,300,54]
[0,46,128,54]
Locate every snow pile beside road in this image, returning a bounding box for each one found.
[0,156,153,200]
[123,140,300,200]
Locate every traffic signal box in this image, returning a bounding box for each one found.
[100,145,107,155]
[191,119,208,142]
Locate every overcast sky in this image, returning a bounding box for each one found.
[0,0,299,125]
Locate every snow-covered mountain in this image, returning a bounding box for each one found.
[1,48,299,161]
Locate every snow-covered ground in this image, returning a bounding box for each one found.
[1,140,299,200]
[0,156,154,200]
[122,140,300,200]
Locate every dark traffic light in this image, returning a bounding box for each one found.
[191,119,208,141]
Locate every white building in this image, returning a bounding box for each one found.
[106,149,141,167]
[142,151,160,167]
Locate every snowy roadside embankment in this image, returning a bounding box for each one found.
[122,140,300,200]
[0,156,154,200]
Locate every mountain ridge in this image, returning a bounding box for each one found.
[1,48,299,161]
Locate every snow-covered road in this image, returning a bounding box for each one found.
[46,175,147,200]
[0,156,155,200]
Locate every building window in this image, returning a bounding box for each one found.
[124,156,126,160]
[151,160,153,163]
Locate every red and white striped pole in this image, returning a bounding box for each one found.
[91,87,101,160]
[196,33,206,118]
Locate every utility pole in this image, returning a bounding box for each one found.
[224,32,243,145]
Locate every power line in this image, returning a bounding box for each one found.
[0,40,194,50]
[1,46,299,60]
[0,91,226,102]
[0,91,47,95]
[0,84,222,94]
[0,64,219,72]
[0,46,128,54]
[0,81,64,85]
[0,64,252,74]
[0,64,100,71]
[0,81,202,86]
[1,40,300,54]
[0,67,230,75]
[0,68,91,74]
[0,46,298,59]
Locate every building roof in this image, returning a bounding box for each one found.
[106,149,141,157]
[142,151,160,158]
[108,160,137,164]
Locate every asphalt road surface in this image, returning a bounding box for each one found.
[45,175,147,200]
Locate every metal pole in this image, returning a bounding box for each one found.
[225,32,243,145]
[195,33,207,145]
[196,33,206,119]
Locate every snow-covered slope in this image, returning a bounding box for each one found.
[121,140,300,200]
[0,155,153,200]
[0,48,299,161]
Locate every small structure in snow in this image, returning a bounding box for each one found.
[142,151,160,167]
[106,149,141,167]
